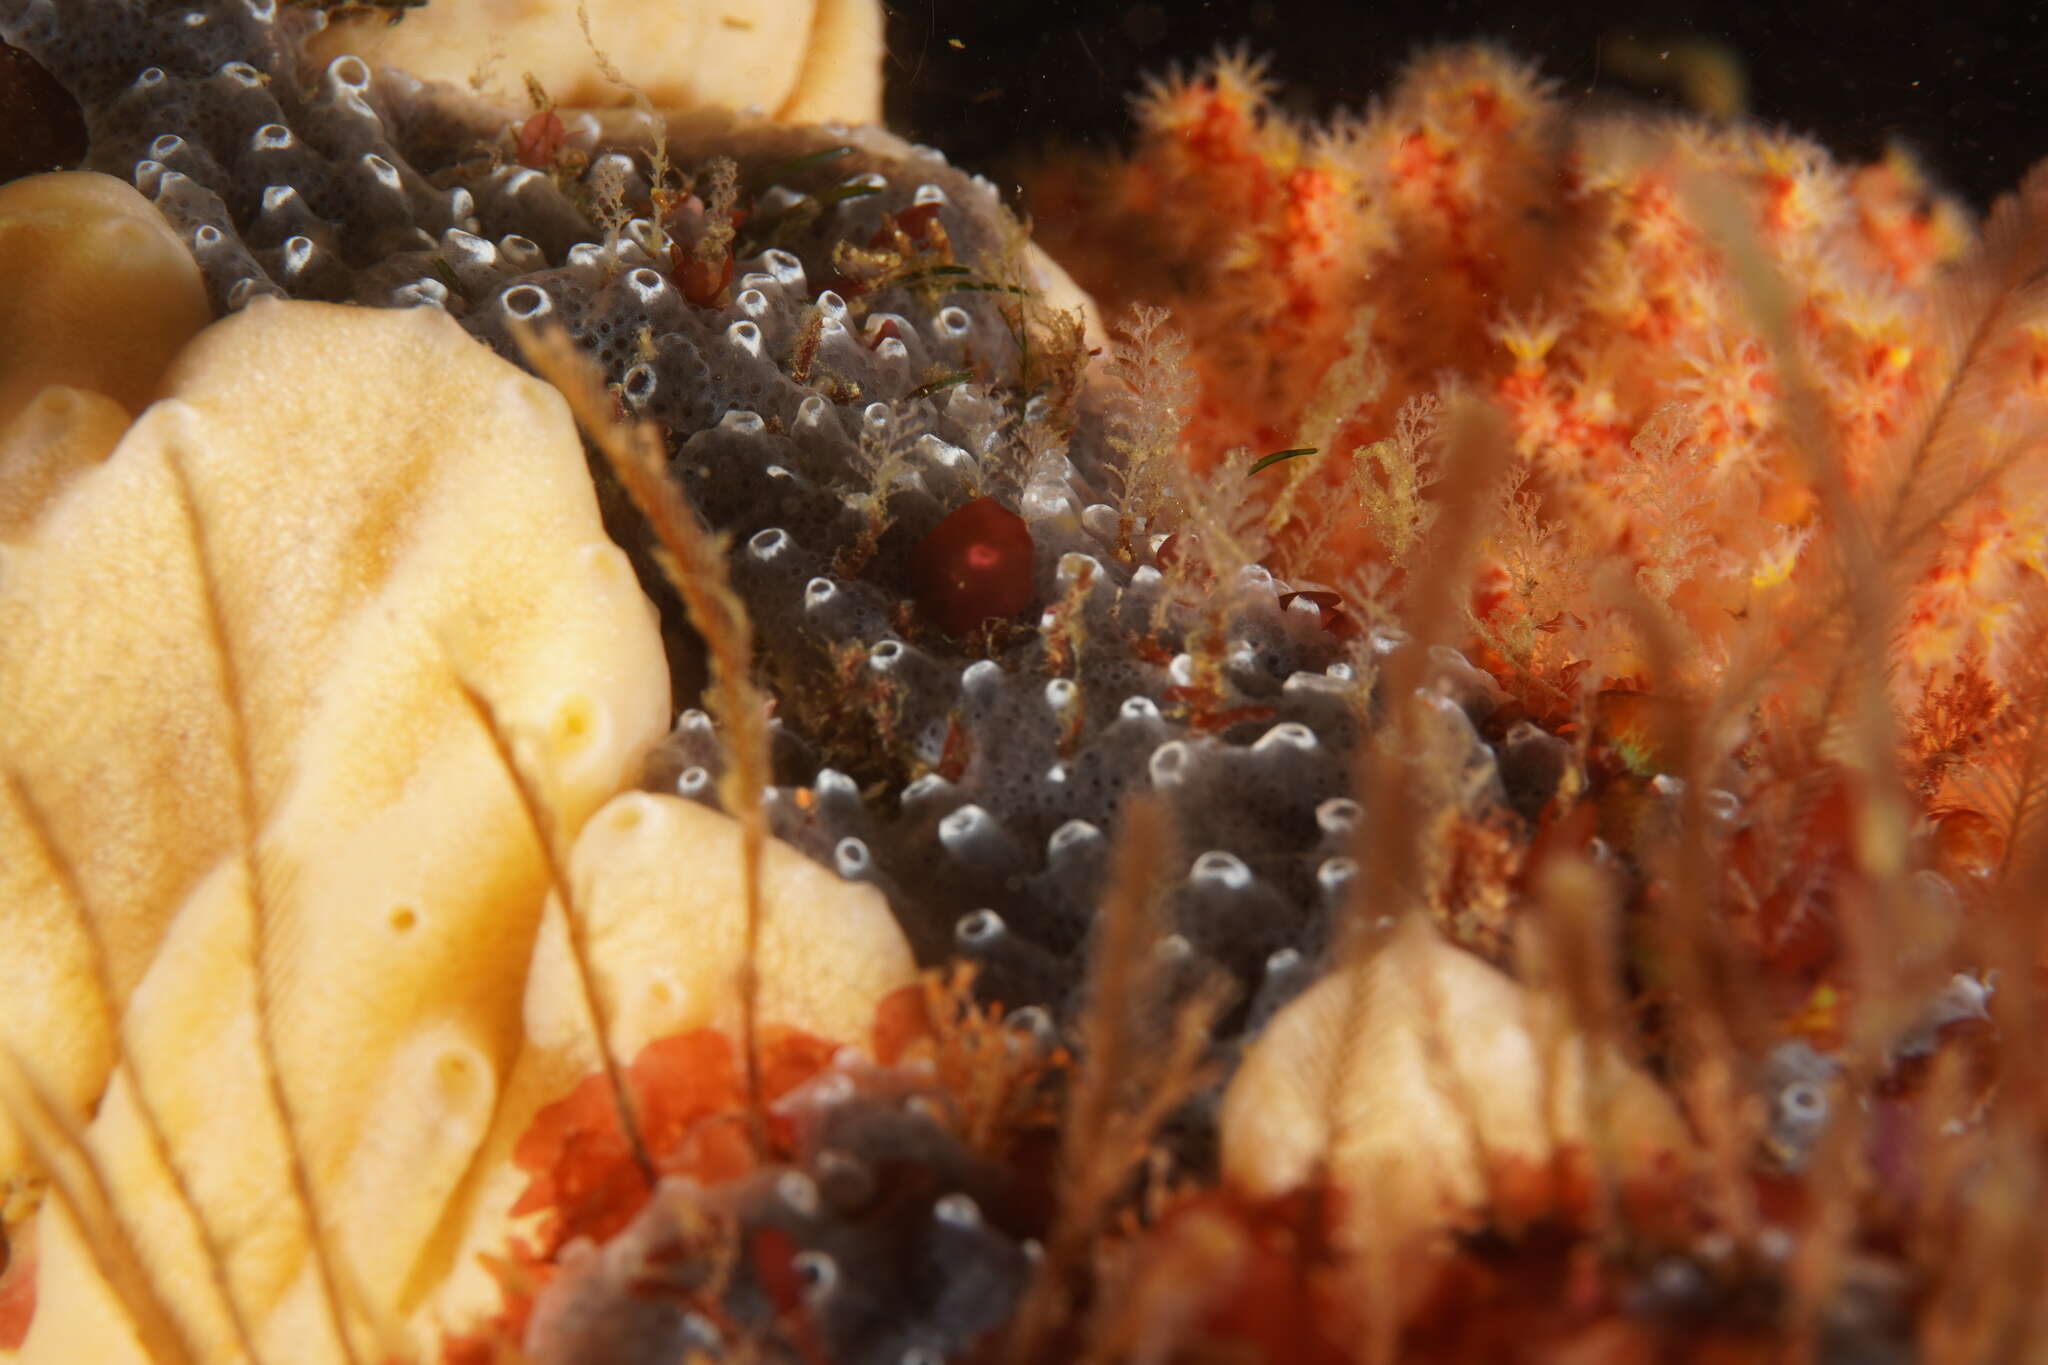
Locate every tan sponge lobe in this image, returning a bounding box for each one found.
[0,171,210,432]
[1,299,671,1363]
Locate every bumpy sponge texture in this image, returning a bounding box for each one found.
[1220,913,1691,1255]
[0,383,130,539]
[1,299,671,1364]
[307,0,884,125]
[0,170,209,428]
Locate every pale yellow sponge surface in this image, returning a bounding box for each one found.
[1,299,670,1363]
[1220,915,1691,1255]
[0,386,131,541]
[540,791,917,1055]
[776,0,886,126]
[310,0,884,125]
[0,172,210,431]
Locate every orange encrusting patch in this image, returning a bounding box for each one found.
[0,1244,33,1351]
[510,1026,839,1256]
[1138,1188,1359,1365]
[442,986,933,1364]
[440,1026,834,1363]
[1127,1152,1700,1365]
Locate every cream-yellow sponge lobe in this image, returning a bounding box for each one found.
[1220,915,1691,1257]
[0,171,210,430]
[310,0,884,125]
[0,385,131,540]
[539,790,917,1058]
[2,299,670,1364]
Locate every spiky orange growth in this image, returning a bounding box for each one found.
[442,976,1066,1364]
[1032,55,2048,1092]
[439,1024,839,1364]
[1029,45,2048,719]
[509,1027,836,1255]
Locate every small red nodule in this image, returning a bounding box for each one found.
[674,247,733,307]
[911,497,1035,635]
[0,1243,32,1352]
[514,108,566,170]
[748,1224,805,1314]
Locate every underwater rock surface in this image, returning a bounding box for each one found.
[15,5,2035,1363]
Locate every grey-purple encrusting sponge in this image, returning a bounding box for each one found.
[526,1071,1039,1365]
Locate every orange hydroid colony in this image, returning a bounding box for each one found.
[3,4,2048,1364]
[1036,47,2044,706]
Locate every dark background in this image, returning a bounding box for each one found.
[879,0,2046,215]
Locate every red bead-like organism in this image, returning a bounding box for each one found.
[910,496,1035,635]
[513,107,566,170]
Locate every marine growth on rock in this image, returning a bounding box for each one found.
[1,3,2045,1364]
